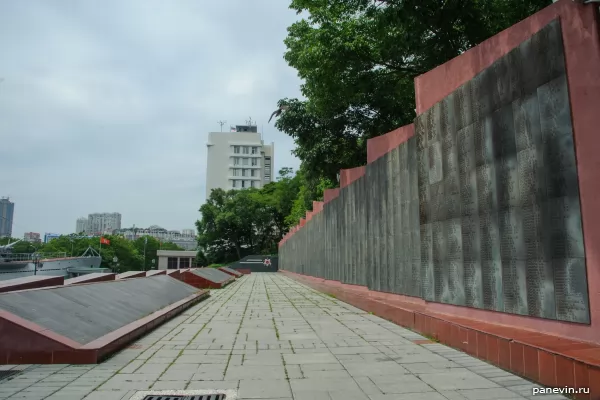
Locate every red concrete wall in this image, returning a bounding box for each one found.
[0,276,64,293]
[340,166,366,188]
[411,0,600,346]
[64,273,116,285]
[313,201,324,213]
[146,270,167,277]
[0,310,80,364]
[116,271,146,280]
[366,124,415,163]
[181,271,229,289]
[323,188,340,204]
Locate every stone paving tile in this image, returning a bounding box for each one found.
[0,274,566,399]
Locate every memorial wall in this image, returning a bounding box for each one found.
[279,19,591,325]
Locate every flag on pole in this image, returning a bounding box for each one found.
[100,237,110,245]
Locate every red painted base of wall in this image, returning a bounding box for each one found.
[0,276,65,293]
[218,268,243,278]
[180,271,234,289]
[0,290,209,364]
[236,269,251,275]
[282,271,600,400]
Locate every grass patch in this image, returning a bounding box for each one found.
[327,293,337,299]
[422,333,440,343]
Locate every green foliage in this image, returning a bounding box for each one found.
[276,0,551,183]
[1,235,184,273]
[197,168,302,264]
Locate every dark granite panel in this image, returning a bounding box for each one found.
[481,258,504,311]
[547,197,585,260]
[279,19,588,324]
[553,258,590,323]
[464,260,484,308]
[480,212,501,262]
[440,94,457,151]
[497,156,520,210]
[473,117,494,167]
[448,258,466,306]
[491,105,517,161]
[502,259,529,315]
[526,258,557,319]
[432,221,447,263]
[462,214,481,263]
[513,91,542,153]
[421,223,434,301]
[454,79,473,130]
[517,147,547,206]
[476,164,499,212]
[522,203,551,261]
[470,65,495,122]
[499,207,526,261]
[385,151,396,293]
[428,141,443,185]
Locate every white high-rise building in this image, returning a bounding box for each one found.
[205,124,274,199]
[87,213,121,234]
[76,217,88,234]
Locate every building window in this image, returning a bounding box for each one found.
[233,157,240,165]
[232,180,238,188]
[233,146,240,154]
[233,169,241,176]
[242,180,246,188]
[251,181,257,188]
[243,146,249,154]
[251,146,258,154]
[179,258,190,269]
[242,158,249,166]
[251,158,258,166]
[251,169,257,177]
[167,257,178,269]
[242,169,249,177]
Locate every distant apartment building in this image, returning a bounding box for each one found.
[205,124,274,199]
[23,232,41,243]
[44,233,61,243]
[0,197,14,238]
[86,213,121,235]
[113,225,197,250]
[76,217,88,234]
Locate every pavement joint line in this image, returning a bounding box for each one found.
[268,274,444,398]
[222,275,256,381]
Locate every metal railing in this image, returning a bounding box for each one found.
[0,252,67,262]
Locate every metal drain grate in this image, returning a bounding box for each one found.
[143,395,226,400]
[0,370,21,382]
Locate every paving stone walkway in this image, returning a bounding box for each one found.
[0,274,567,400]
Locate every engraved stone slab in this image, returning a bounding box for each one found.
[553,258,590,323]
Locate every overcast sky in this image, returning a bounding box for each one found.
[0,0,303,238]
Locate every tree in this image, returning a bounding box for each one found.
[276,0,552,182]
[197,168,302,264]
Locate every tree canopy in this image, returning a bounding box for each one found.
[275,0,551,184]
[0,235,185,272]
[197,168,303,264]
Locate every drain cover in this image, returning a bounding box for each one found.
[0,370,21,381]
[143,395,226,400]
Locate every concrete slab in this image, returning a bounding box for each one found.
[0,274,564,399]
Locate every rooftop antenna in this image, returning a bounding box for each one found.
[217,120,226,132]
[247,117,254,127]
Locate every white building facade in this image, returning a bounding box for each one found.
[113,225,197,250]
[205,125,274,199]
[87,213,122,235]
[157,250,198,270]
[76,217,88,234]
